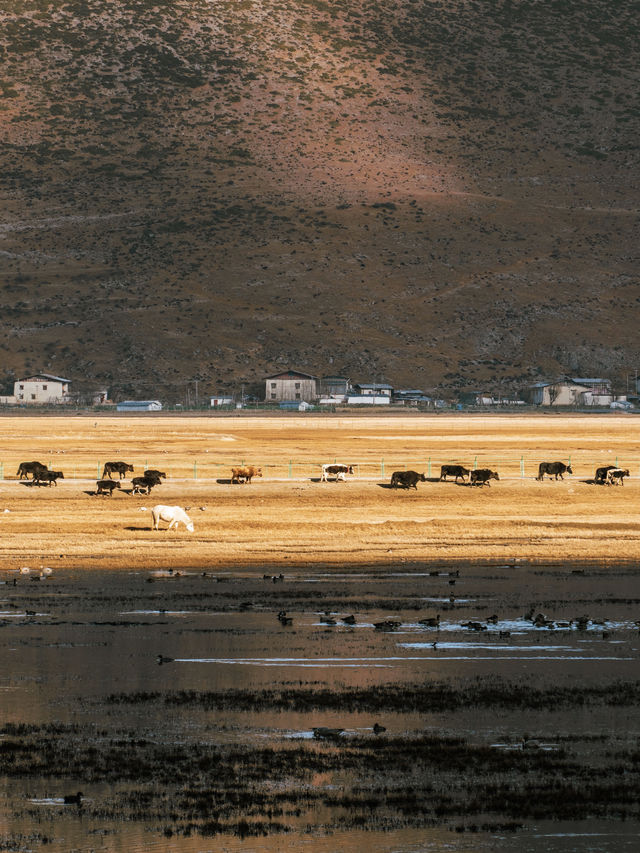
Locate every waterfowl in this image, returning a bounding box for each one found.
[312,727,343,740]
[63,791,84,805]
[341,614,356,625]
[156,654,174,665]
[374,620,401,631]
[486,614,499,625]
[373,723,386,734]
[278,611,293,625]
[419,614,440,628]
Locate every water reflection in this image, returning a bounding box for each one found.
[1,563,639,851]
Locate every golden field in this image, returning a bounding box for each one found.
[1,413,639,570]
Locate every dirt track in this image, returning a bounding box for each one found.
[1,413,639,569]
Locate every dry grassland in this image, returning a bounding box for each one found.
[1,414,639,570]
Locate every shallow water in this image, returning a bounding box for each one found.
[1,561,639,851]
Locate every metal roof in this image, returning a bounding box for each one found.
[19,373,71,383]
[264,369,317,380]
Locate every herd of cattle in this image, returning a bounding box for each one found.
[14,459,631,491]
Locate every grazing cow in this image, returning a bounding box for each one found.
[96,479,121,496]
[151,505,194,532]
[16,461,48,480]
[34,470,64,486]
[321,464,354,482]
[536,461,573,481]
[470,468,499,487]
[439,465,470,482]
[231,465,262,484]
[144,469,166,480]
[102,461,134,479]
[607,468,630,485]
[131,475,161,495]
[595,465,617,484]
[390,470,427,489]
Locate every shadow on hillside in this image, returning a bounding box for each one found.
[124,526,151,531]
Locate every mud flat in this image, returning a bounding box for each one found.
[1,414,640,568]
[1,563,639,852]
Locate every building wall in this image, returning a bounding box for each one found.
[265,377,317,402]
[14,378,69,404]
[539,384,587,405]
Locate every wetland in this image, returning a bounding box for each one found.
[0,415,639,851]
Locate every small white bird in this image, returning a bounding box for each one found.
[138,507,147,511]
[2,508,10,513]
[199,506,206,511]
[40,567,53,577]
[19,567,30,574]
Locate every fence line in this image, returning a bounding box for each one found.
[2,456,636,480]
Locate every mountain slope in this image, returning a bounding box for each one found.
[1,0,638,399]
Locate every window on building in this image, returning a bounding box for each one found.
[42,384,47,390]
[295,393,301,399]
[271,383,276,388]
[31,394,36,400]
[295,382,300,389]
[270,393,276,399]
[19,385,24,390]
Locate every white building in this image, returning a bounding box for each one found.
[14,373,71,404]
[346,394,390,406]
[116,400,162,412]
[210,395,234,407]
[352,382,393,398]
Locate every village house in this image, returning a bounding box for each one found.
[264,370,317,403]
[346,381,393,406]
[12,373,72,405]
[526,378,612,407]
[393,389,434,406]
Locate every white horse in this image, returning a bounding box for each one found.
[151,505,194,532]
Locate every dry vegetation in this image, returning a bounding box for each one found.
[0,1,639,397]
[2,413,640,569]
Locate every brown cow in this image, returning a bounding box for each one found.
[231,466,262,484]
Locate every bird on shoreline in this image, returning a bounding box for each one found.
[63,791,84,805]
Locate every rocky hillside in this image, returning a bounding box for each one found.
[1,0,638,400]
